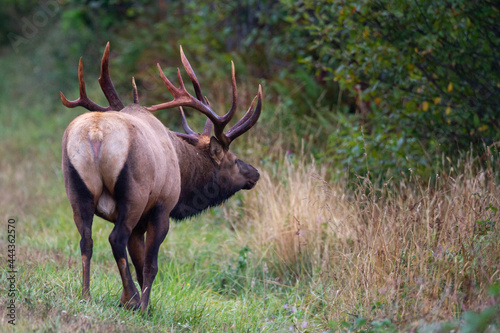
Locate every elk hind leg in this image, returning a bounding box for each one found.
[140,204,170,312]
[128,222,146,290]
[109,163,144,309]
[66,161,95,301]
[109,220,141,309]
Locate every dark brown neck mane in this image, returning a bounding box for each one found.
[169,134,235,220]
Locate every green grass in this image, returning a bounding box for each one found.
[11,243,304,332]
[1,47,499,332]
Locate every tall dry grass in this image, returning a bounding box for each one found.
[238,151,500,325]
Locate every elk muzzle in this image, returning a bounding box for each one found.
[238,160,259,189]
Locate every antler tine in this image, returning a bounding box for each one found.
[60,57,111,111]
[173,105,200,145]
[227,95,255,132]
[132,77,139,104]
[180,47,213,137]
[222,61,238,123]
[180,45,204,102]
[156,63,177,96]
[176,67,186,91]
[202,119,212,136]
[98,42,125,110]
[225,85,263,142]
[179,107,196,135]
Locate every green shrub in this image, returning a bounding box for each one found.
[283,0,500,175]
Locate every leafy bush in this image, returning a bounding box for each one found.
[283,0,500,175]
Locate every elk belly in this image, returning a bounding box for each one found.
[96,189,117,220]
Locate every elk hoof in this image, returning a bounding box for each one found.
[119,293,141,310]
[118,301,140,311]
[80,293,91,303]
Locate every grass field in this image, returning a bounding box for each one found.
[1,50,499,332]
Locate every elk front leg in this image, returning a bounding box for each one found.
[139,204,170,312]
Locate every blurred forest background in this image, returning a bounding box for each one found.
[2,0,499,180]
[1,1,500,332]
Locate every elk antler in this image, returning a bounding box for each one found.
[178,105,212,137]
[179,107,196,135]
[60,42,124,111]
[172,106,203,145]
[147,46,262,148]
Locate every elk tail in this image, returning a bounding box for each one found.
[88,126,104,160]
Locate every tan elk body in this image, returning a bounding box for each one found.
[60,43,262,311]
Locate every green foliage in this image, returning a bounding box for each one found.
[283,0,500,176]
[0,0,40,45]
[476,203,497,236]
[210,245,253,295]
[320,109,428,179]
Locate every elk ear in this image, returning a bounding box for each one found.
[209,136,225,164]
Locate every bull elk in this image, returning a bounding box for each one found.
[60,43,262,311]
